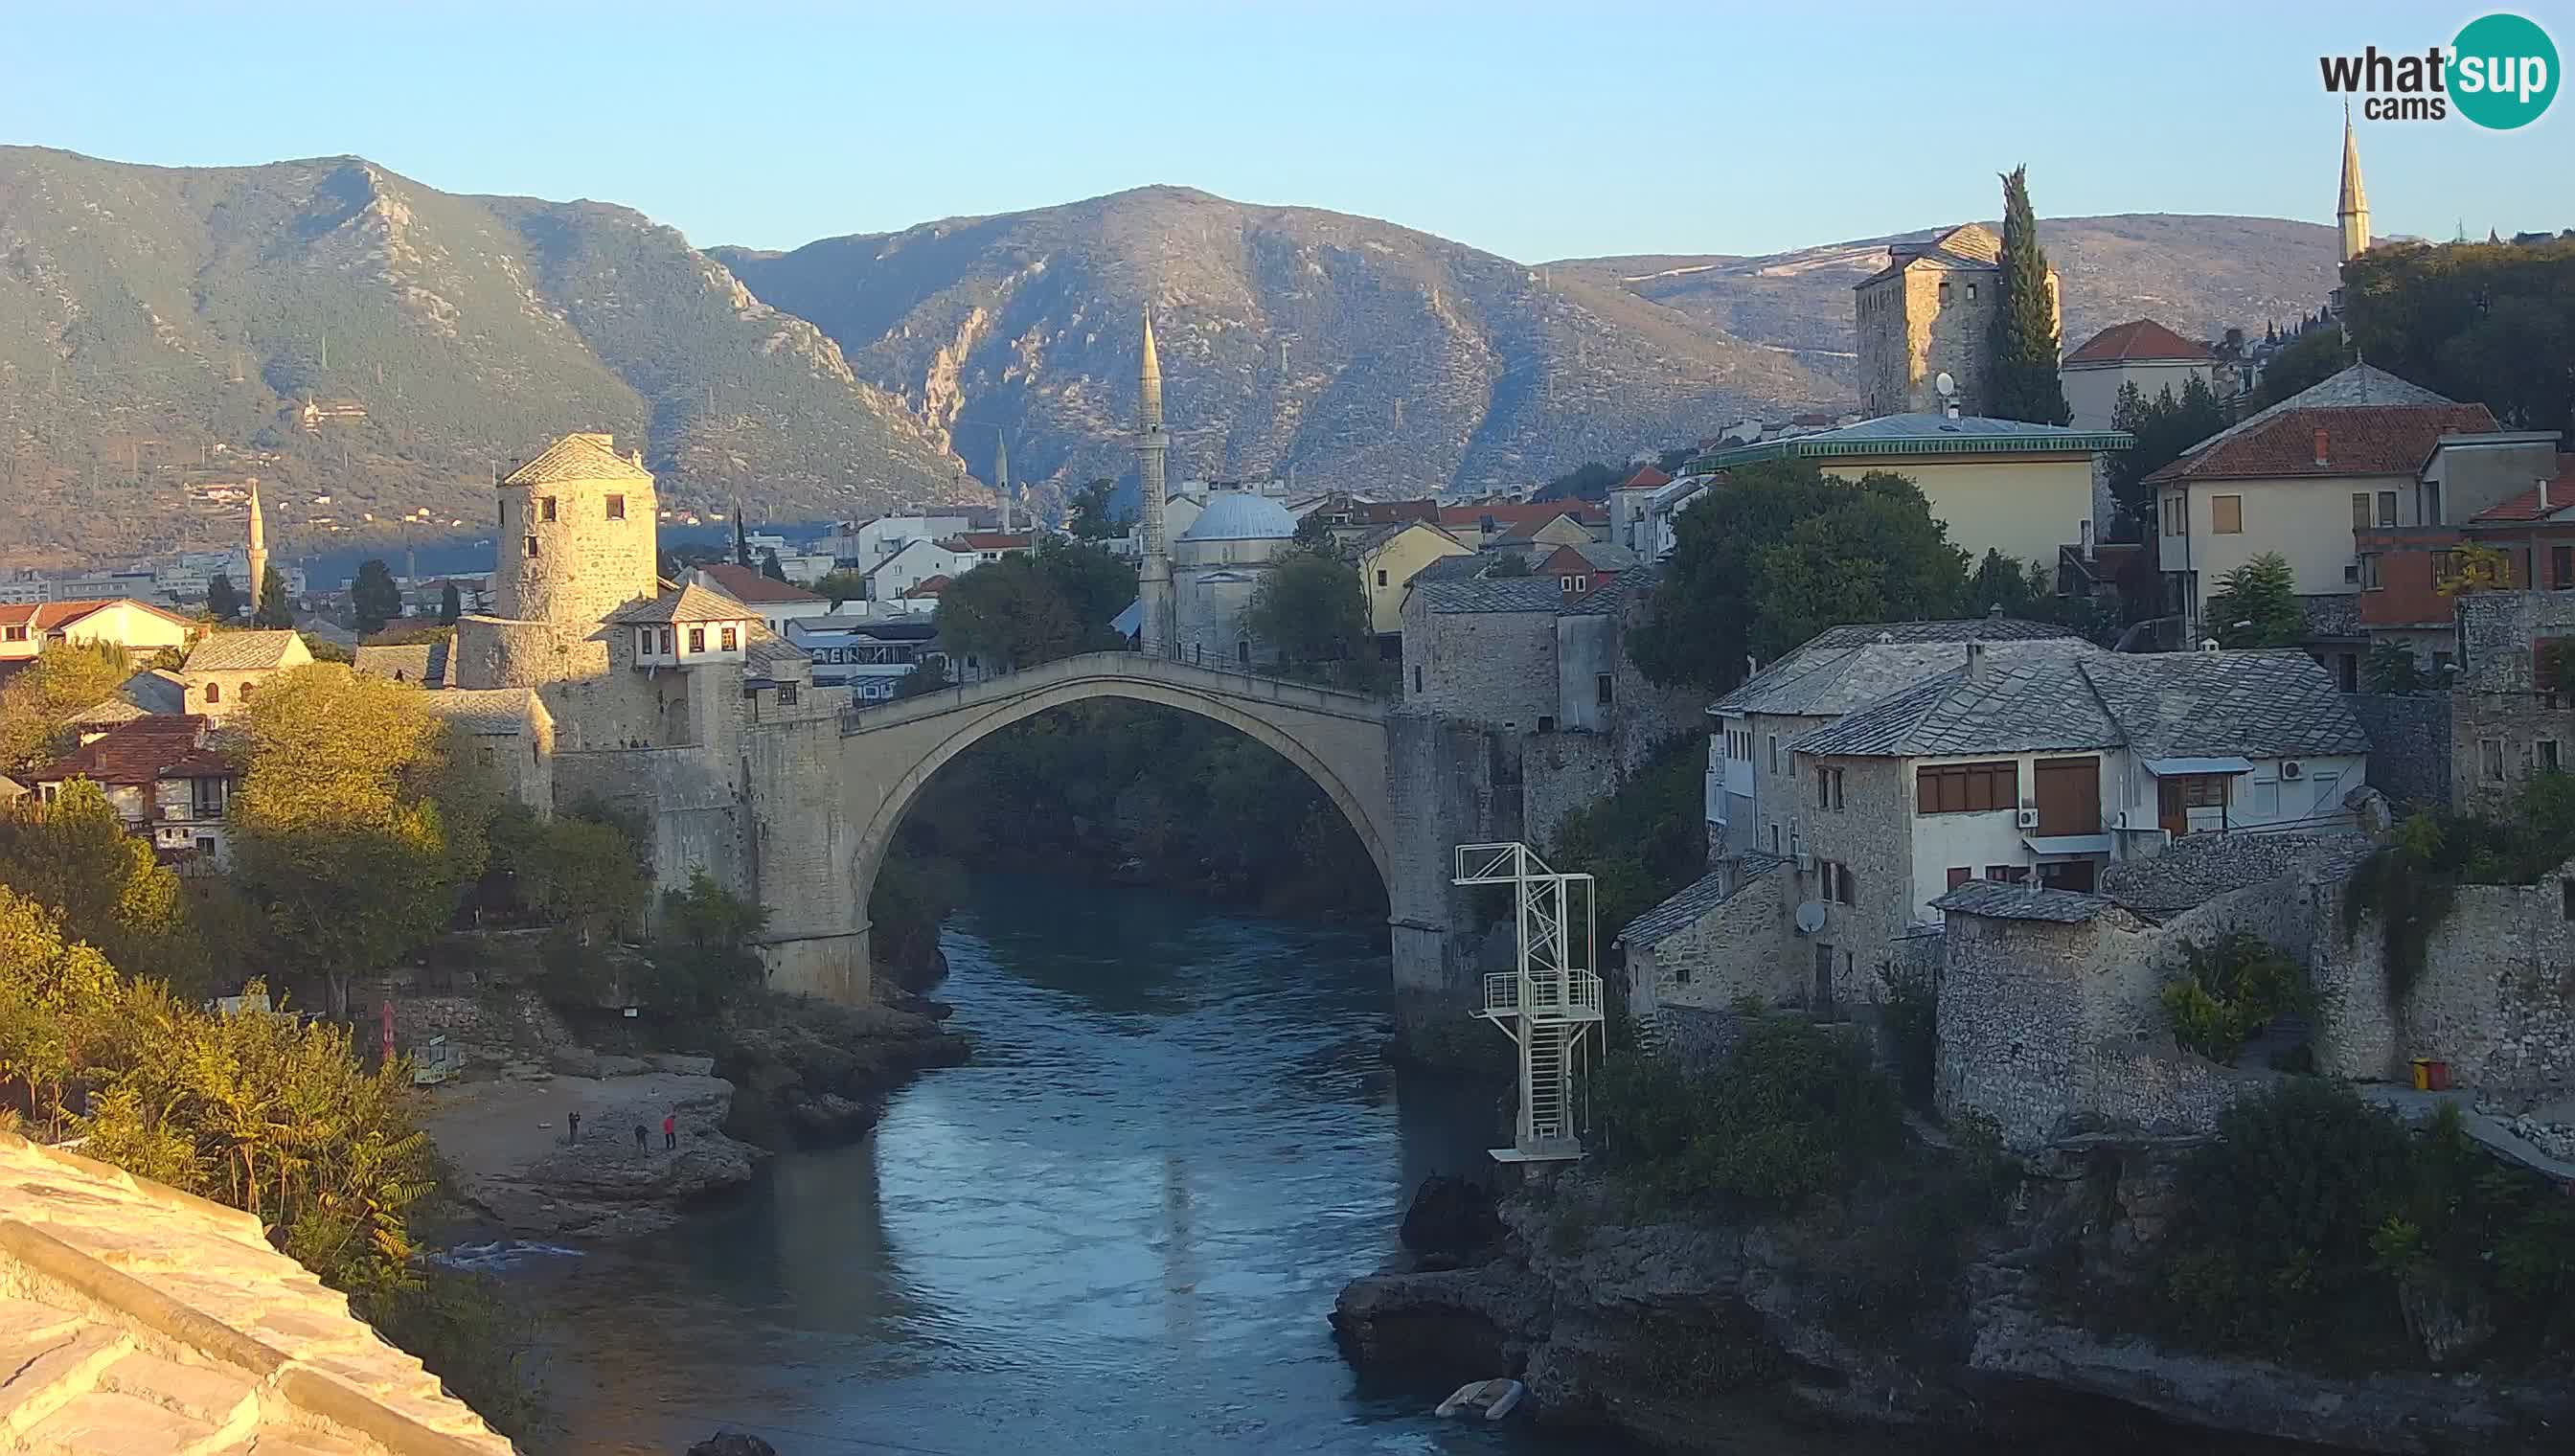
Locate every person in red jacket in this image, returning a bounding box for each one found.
[662,1111,677,1150]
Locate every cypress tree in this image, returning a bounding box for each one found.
[206,573,240,621]
[438,581,462,625]
[1989,165,2071,425]
[252,563,294,629]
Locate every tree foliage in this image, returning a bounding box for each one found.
[2158,932,2303,1063]
[207,572,241,622]
[2343,237,2575,433]
[1553,738,1709,943]
[1596,1019,1903,1213]
[2365,640,2427,694]
[0,781,189,989]
[811,570,869,607]
[437,580,462,626]
[1989,166,2070,425]
[1244,546,1381,691]
[2255,326,2349,409]
[760,548,787,582]
[644,870,768,1017]
[2107,376,2226,533]
[252,563,294,629]
[934,541,1135,671]
[1066,478,1128,540]
[0,641,133,773]
[2200,552,2303,648]
[351,558,402,635]
[1633,461,1972,692]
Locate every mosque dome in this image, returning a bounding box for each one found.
[1176,490,1298,543]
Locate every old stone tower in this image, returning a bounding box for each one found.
[1854,223,2060,418]
[454,432,660,689]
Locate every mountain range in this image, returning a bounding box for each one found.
[0,147,2341,568]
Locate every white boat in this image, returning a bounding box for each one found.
[1434,1377,1525,1421]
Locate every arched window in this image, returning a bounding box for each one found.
[204,682,221,704]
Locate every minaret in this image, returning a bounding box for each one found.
[1136,313,1174,657]
[2337,105,2370,264]
[244,479,269,614]
[995,433,1012,535]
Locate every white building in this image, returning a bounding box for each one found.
[683,562,837,636]
[822,513,979,571]
[865,537,978,602]
[1172,487,1300,668]
[2059,319,2219,432]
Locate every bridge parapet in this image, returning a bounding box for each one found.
[842,650,1387,734]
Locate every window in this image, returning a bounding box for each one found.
[1946,866,1971,891]
[1816,766,1831,808]
[639,627,654,656]
[719,626,739,651]
[661,626,675,655]
[2434,550,2460,587]
[2173,774,2229,808]
[526,535,541,557]
[2162,494,2184,536]
[1595,672,1613,707]
[2423,481,2443,526]
[477,744,494,766]
[1767,735,1781,774]
[2359,554,2381,590]
[1984,864,2028,884]
[1237,640,1250,664]
[1916,760,2018,814]
[2482,738,2506,782]
[778,682,799,707]
[2352,492,2372,532]
[1770,824,1781,853]
[191,779,226,818]
[1561,575,1577,591]
[541,496,558,522]
[204,682,221,704]
[2554,547,2572,591]
[607,494,626,520]
[1413,666,1424,694]
[1938,280,1952,303]
[2564,878,2575,922]
[2377,490,2398,528]
[1831,767,1844,809]
[1376,569,1388,587]
[689,626,706,653]
[2211,495,2243,534]
[2542,739,2563,772]
[1966,282,1978,302]
[1,626,23,643]
[194,836,216,856]
[2247,777,2280,816]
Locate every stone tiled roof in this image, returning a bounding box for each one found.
[181,629,305,673]
[2100,830,2376,916]
[34,716,233,786]
[611,582,756,626]
[1417,567,1647,617]
[2062,319,2215,367]
[121,669,187,716]
[1930,881,2113,922]
[0,1131,518,1454]
[1855,223,2003,286]
[65,696,149,730]
[692,562,822,605]
[1794,646,2370,762]
[1615,853,1782,948]
[421,689,535,736]
[501,431,649,487]
[353,642,449,687]
[1711,620,2080,718]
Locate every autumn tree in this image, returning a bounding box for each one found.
[0,781,187,988]
[1989,166,2071,426]
[0,641,133,773]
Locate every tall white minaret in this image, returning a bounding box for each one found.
[244,479,269,615]
[1136,313,1174,657]
[996,433,1013,535]
[2337,105,2371,264]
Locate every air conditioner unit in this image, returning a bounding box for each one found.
[1793,851,1814,874]
[2016,807,2041,830]
[2281,761,2304,781]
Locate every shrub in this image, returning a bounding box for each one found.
[1597,1018,1902,1214]
[1877,960,1938,1108]
[2158,932,2302,1063]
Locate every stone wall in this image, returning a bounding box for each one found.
[1402,599,1558,728]
[2347,691,2451,808]
[2313,869,2575,1096]
[2451,590,2575,817]
[554,743,745,902]
[1795,755,1918,1004]
[1521,729,1619,853]
[1383,711,1522,1054]
[1635,865,1792,1013]
[491,456,658,628]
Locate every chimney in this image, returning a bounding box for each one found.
[1965,642,1988,677]
[1946,400,1961,421]
[2080,517,2096,562]
[2313,427,2331,466]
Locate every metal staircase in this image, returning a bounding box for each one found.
[1455,842,1606,1163]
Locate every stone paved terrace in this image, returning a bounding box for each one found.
[0,1132,516,1455]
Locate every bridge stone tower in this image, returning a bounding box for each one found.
[1136,314,1175,657]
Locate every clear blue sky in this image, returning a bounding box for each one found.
[5,2,2568,261]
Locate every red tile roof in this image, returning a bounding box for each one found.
[2063,319,2215,366]
[1437,501,1607,531]
[2143,404,2500,485]
[901,576,952,599]
[0,598,197,635]
[694,562,823,604]
[1616,465,1674,490]
[33,715,233,786]
[2467,455,2575,523]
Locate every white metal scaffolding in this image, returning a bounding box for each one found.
[1453,842,1605,1163]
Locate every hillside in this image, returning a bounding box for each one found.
[710,186,1846,504]
[0,148,971,569]
[1556,215,2340,390]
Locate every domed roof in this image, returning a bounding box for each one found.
[1177,490,1298,543]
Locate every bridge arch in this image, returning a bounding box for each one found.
[826,653,1397,996]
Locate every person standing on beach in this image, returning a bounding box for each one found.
[663,1111,677,1150]
[633,1123,647,1150]
[566,1109,580,1144]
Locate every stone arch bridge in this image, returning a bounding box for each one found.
[749,651,1501,1048]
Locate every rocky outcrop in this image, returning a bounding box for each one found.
[421,1071,764,1240]
[686,1434,778,1456]
[714,993,970,1149]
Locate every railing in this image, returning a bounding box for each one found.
[1482,970,1604,1019]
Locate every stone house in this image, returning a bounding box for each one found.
[1607,464,1672,555]
[422,688,558,815]
[351,639,450,688]
[1355,520,1474,644]
[1694,413,2129,580]
[2058,318,2216,432]
[2450,588,2575,816]
[1854,223,2057,420]
[26,714,240,865]
[0,598,198,666]
[2145,363,2496,645]
[176,628,313,717]
[684,561,836,636]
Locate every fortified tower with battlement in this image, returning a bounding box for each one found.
[454,432,660,693]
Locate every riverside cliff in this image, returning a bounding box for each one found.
[1335,1149,2574,1455]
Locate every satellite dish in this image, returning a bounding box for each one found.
[1794,902,1829,935]
[1934,372,1957,399]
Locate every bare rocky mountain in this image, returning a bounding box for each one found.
[709,186,1846,504]
[1554,215,2341,391]
[0,147,969,568]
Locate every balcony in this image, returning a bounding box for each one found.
[1481,970,1605,1022]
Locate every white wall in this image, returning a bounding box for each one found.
[2162,473,2410,632]
[2062,359,2213,431]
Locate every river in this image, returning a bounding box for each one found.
[505,877,2311,1456]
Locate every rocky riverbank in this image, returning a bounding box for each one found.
[1333,1168,2573,1454]
[710,988,972,1147]
[418,1065,762,1240]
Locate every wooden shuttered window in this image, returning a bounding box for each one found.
[1916,761,2018,815]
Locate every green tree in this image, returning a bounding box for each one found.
[812,570,870,607]
[252,562,294,628]
[1291,510,1336,551]
[2202,552,2303,648]
[2254,326,2349,409]
[1244,547,1378,689]
[0,641,134,772]
[2365,640,2427,694]
[760,547,788,582]
[645,870,768,1016]
[1487,553,1534,578]
[0,781,187,988]
[1035,537,1138,630]
[351,558,402,635]
[935,544,1133,672]
[2108,375,2228,532]
[2342,237,2575,432]
[437,580,462,626]
[1066,478,1128,540]
[1743,476,1970,661]
[1966,549,2053,618]
[228,665,477,1019]
[206,572,241,622]
[896,653,951,698]
[1989,166,2071,426]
